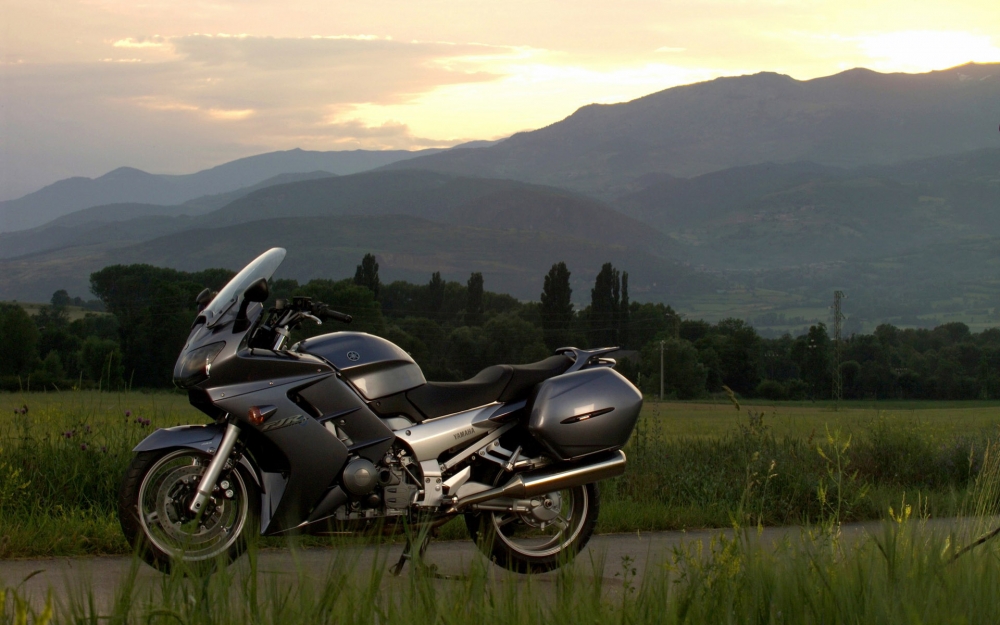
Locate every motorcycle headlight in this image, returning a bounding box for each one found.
[173,342,225,389]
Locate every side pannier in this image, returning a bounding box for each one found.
[527,368,642,461]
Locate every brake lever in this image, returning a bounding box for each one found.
[300,312,322,325]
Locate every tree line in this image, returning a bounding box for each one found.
[2,253,999,401]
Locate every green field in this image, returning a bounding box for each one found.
[644,399,1000,441]
[3,390,1000,558]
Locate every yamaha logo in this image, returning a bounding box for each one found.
[346,351,361,362]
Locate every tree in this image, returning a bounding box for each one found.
[619,271,630,348]
[628,302,680,352]
[484,313,549,365]
[51,289,72,308]
[638,338,706,399]
[447,326,490,379]
[589,263,620,347]
[80,336,123,386]
[465,272,484,326]
[540,262,574,350]
[36,289,71,331]
[90,264,233,387]
[426,272,445,320]
[714,318,763,395]
[353,253,380,300]
[0,303,39,377]
[791,323,832,398]
[296,279,384,337]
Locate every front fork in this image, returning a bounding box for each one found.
[189,421,242,515]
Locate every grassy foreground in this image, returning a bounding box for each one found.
[6,519,1000,624]
[2,390,1000,557]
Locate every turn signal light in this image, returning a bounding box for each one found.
[248,405,276,425]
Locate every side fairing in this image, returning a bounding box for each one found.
[210,377,350,535]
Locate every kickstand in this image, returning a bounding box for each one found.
[388,530,467,580]
[390,531,430,576]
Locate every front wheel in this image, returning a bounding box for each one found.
[465,480,599,573]
[118,448,259,573]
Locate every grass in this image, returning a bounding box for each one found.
[7,513,1000,622]
[643,398,1000,440]
[7,392,1000,622]
[3,390,1000,557]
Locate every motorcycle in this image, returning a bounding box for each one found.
[119,248,642,574]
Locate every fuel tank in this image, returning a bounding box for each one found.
[294,331,426,400]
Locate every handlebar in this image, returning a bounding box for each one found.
[313,303,352,324]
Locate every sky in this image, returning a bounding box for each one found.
[1,0,999,200]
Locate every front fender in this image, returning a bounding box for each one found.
[133,423,265,495]
[133,424,225,453]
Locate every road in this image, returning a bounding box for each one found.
[0,518,984,613]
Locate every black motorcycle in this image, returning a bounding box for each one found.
[119,248,642,573]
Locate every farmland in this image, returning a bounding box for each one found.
[3,390,1000,558]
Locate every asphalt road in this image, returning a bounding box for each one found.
[0,519,983,613]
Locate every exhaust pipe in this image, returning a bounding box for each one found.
[456,450,626,510]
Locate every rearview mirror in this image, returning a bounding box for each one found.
[243,278,269,303]
[195,287,214,312]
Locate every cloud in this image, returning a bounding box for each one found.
[112,37,167,48]
[0,34,524,197]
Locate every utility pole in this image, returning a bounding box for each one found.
[659,339,665,401]
[832,291,846,408]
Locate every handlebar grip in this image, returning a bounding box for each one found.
[328,310,353,324]
[313,303,352,324]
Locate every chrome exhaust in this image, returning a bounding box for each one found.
[455,450,626,510]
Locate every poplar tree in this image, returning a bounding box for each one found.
[465,272,484,326]
[540,262,574,350]
[426,272,445,320]
[590,263,621,347]
[353,253,380,300]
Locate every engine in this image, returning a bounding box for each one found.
[331,447,419,521]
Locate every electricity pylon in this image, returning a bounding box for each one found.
[832,291,846,406]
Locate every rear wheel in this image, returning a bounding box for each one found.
[118,448,259,573]
[465,474,598,574]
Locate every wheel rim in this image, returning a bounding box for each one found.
[488,484,589,559]
[137,449,249,562]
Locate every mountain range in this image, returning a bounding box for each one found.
[0,148,436,232]
[383,63,1000,198]
[0,170,693,302]
[2,63,999,332]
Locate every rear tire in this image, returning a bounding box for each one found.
[118,448,259,573]
[465,479,599,574]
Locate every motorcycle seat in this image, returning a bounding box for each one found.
[406,354,573,420]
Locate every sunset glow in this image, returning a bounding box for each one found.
[1,0,998,198]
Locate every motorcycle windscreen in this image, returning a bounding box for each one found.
[203,247,286,328]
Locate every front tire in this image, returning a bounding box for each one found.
[465,479,599,574]
[118,448,259,573]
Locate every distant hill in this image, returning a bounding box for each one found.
[207,170,668,251]
[0,215,710,303]
[384,63,1000,197]
[0,170,685,302]
[0,148,438,233]
[614,148,1000,269]
[0,172,335,260]
[178,171,336,213]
